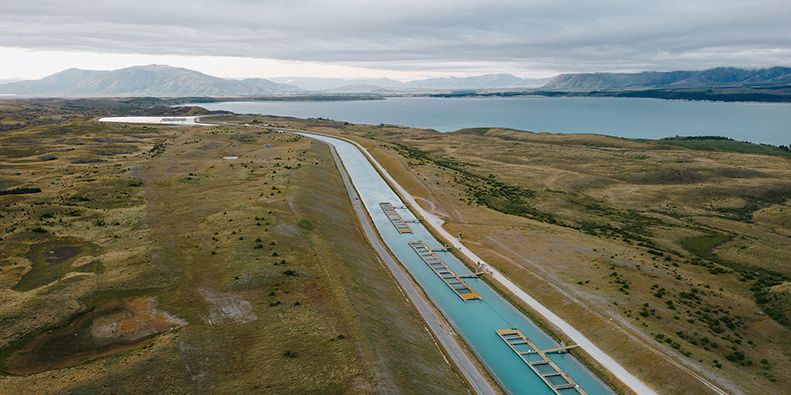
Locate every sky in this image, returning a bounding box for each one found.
[1,0,790,81]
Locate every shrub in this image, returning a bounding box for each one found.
[297,218,315,230]
[726,351,745,362]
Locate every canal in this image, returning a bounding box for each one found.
[299,132,614,395]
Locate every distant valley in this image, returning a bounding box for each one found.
[274,74,551,91]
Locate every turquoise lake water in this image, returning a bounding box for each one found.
[197,97,791,145]
[301,133,613,395]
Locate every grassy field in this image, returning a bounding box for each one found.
[656,137,791,158]
[5,100,789,394]
[0,101,467,393]
[216,115,791,395]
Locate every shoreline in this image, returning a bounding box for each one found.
[190,97,791,147]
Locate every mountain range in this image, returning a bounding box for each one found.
[542,66,791,91]
[0,66,550,97]
[0,65,299,97]
[0,65,788,97]
[272,77,404,91]
[274,74,550,91]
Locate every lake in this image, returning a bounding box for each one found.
[194,97,791,146]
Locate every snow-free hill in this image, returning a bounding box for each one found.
[0,65,300,97]
[542,67,791,91]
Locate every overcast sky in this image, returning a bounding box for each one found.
[1,0,789,80]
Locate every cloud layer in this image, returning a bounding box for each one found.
[1,0,790,74]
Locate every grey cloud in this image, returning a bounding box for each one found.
[1,0,789,74]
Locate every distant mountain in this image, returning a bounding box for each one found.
[6,65,788,97]
[272,77,403,91]
[542,67,791,91]
[401,74,535,90]
[326,84,391,93]
[274,74,550,92]
[0,65,300,97]
[0,66,554,96]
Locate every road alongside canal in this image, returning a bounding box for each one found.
[325,143,498,395]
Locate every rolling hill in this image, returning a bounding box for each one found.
[542,66,791,91]
[0,65,300,97]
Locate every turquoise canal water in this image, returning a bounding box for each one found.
[197,97,791,146]
[301,133,613,395]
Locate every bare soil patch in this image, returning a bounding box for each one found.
[4,297,184,375]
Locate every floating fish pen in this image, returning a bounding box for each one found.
[496,328,585,395]
[408,241,480,300]
[380,202,412,233]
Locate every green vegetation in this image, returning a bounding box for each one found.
[296,218,315,230]
[436,86,791,102]
[713,185,791,222]
[228,131,259,143]
[680,233,732,261]
[393,142,559,223]
[13,239,101,291]
[681,232,789,325]
[657,136,791,158]
[0,187,42,195]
